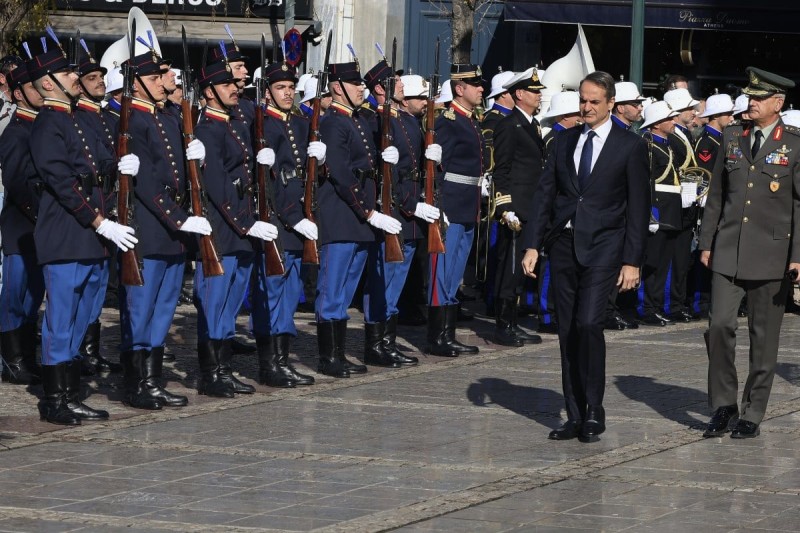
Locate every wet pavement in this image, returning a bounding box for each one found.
[1,302,799,532]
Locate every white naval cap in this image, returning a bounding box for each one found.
[105,67,124,94]
[699,93,734,118]
[401,74,429,98]
[733,94,749,115]
[299,76,330,104]
[664,88,700,111]
[614,81,645,103]
[487,70,515,99]
[641,100,679,129]
[541,91,580,121]
[436,79,453,104]
[170,68,183,87]
[297,72,313,94]
[781,109,800,128]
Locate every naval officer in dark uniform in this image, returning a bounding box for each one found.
[29,34,139,425]
[700,68,800,439]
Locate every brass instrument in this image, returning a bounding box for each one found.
[475,179,496,283]
[680,165,712,201]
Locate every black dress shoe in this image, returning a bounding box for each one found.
[640,312,673,326]
[604,315,626,330]
[456,306,474,322]
[580,406,605,441]
[668,310,694,323]
[513,326,542,344]
[703,404,739,438]
[619,315,639,329]
[548,420,582,440]
[730,419,760,439]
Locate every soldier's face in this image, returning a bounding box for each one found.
[16,82,44,108]
[270,80,296,112]
[229,61,247,90]
[135,73,166,102]
[560,113,582,129]
[652,118,675,137]
[80,71,106,98]
[339,80,365,107]
[677,108,695,127]
[321,94,332,110]
[456,82,483,108]
[518,89,542,113]
[620,101,643,122]
[579,80,613,129]
[215,81,240,107]
[161,68,177,92]
[404,96,427,116]
[748,94,784,124]
[393,75,405,101]
[717,112,734,128]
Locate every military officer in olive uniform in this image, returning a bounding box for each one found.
[700,68,800,439]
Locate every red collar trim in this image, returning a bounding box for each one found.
[330,101,354,117]
[265,105,288,121]
[205,107,230,122]
[451,101,472,118]
[15,107,38,121]
[43,98,72,113]
[76,98,101,113]
[130,98,156,114]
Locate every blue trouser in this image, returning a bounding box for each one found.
[195,252,254,341]
[41,259,109,365]
[252,250,303,336]
[429,223,474,306]
[316,242,369,322]
[364,240,417,323]
[119,254,185,351]
[0,253,45,332]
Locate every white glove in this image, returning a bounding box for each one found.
[424,143,442,164]
[502,211,520,227]
[96,219,138,252]
[681,182,698,208]
[308,141,327,165]
[367,211,402,234]
[648,223,659,234]
[186,139,206,162]
[698,194,707,208]
[481,174,492,198]
[247,221,279,241]
[381,146,399,165]
[414,202,440,223]
[293,218,318,240]
[256,148,275,167]
[179,216,212,235]
[118,154,140,177]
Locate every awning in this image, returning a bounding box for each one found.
[48,11,310,46]
[504,0,800,34]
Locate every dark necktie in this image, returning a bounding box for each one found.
[578,130,597,189]
[752,130,763,157]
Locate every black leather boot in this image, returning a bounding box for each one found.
[336,320,366,374]
[218,339,255,394]
[510,301,542,344]
[121,350,163,410]
[445,304,479,354]
[144,347,188,406]
[1,325,41,385]
[275,334,314,385]
[425,306,459,357]
[197,339,234,398]
[317,321,349,378]
[494,299,524,347]
[257,335,295,388]
[79,320,122,376]
[38,363,81,425]
[65,360,109,420]
[383,314,418,365]
[364,322,401,368]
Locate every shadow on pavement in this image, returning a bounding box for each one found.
[466,377,564,429]
[614,374,707,429]
[776,361,800,385]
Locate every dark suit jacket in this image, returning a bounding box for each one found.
[492,107,545,222]
[525,122,651,268]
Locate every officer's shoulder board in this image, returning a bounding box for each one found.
[443,108,456,121]
[783,124,800,138]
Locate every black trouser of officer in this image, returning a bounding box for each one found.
[643,229,678,315]
[494,223,525,302]
[669,224,695,315]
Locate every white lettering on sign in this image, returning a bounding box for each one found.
[679,10,751,29]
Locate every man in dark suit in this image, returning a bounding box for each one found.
[699,67,800,439]
[491,67,546,346]
[521,71,650,442]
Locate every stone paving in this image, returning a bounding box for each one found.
[1,301,799,532]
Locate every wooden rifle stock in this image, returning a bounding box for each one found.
[181,98,224,277]
[380,102,404,264]
[424,99,445,254]
[116,93,144,286]
[302,96,322,265]
[254,106,286,276]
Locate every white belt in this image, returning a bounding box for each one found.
[655,184,681,193]
[444,172,482,186]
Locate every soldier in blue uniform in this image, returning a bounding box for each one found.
[117,48,209,410]
[74,40,124,377]
[28,33,139,424]
[250,60,323,387]
[0,62,44,385]
[209,35,254,132]
[314,59,402,377]
[426,64,486,357]
[361,64,444,367]
[193,55,278,397]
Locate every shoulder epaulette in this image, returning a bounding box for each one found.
[783,125,800,136]
[443,108,456,121]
